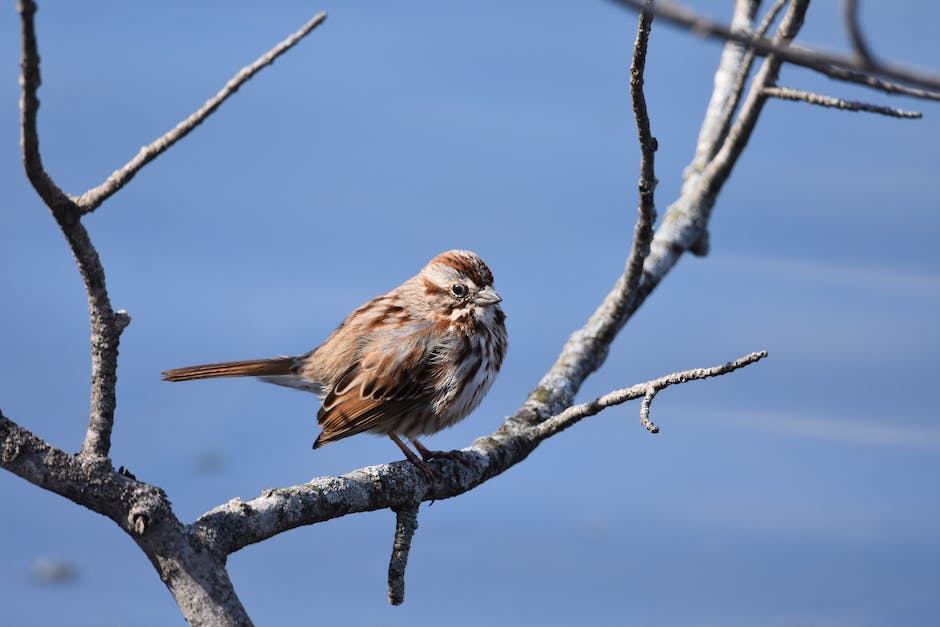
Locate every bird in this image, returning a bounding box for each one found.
[162,250,507,478]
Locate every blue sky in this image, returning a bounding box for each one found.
[1,1,938,625]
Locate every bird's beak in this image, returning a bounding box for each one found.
[476,286,502,305]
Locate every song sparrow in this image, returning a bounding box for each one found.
[162,250,507,478]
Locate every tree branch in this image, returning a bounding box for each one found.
[17,0,73,220]
[763,86,921,118]
[0,407,254,625]
[19,0,126,458]
[191,352,766,557]
[530,351,767,441]
[388,505,419,606]
[623,0,659,304]
[610,0,940,97]
[703,0,809,201]
[694,0,786,167]
[12,3,328,622]
[514,4,667,425]
[74,12,327,214]
[0,408,170,537]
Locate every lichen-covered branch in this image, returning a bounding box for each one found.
[530,351,767,441]
[694,0,786,167]
[519,2,807,430]
[703,0,810,202]
[0,408,253,626]
[639,386,659,433]
[192,352,767,558]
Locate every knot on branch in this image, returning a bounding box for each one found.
[114,310,132,334]
[130,508,150,535]
[1,439,21,464]
[125,485,172,536]
[638,177,659,197]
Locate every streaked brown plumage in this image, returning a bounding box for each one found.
[162,250,507,477]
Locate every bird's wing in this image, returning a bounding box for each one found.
[312,331,438,447]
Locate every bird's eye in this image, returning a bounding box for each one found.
[450,283,468,297]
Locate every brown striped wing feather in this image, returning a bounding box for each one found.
[313,357,435,448]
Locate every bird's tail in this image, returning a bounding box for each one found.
[162,357,295,382]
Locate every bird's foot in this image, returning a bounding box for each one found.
[410,438,467,464]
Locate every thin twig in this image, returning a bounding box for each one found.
[843,0,875,68]
[388,505,419,606]
[816,64,940,102]
[639,386,659,433]
[75,12,328,213]
[623,1,658,300]
[610,0,940,97]
[19,0,127,458]
[755,0,790,45]
[530,351,768,441]
[18,0,75,220]
[763,86,921,118]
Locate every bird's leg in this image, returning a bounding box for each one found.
[388,434,434,480]
[410,437,467,463]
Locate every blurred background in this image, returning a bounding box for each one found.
[1,1,938,625]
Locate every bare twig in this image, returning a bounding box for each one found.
[763,86,921,118]
[755,0,790,47]
[530,351,768,441]
[815,65,940,102]
[624,1,659,301]
[74,12,328,214]
[19,0,126,458]
[610,0,940,97]
[843,0,875,67]
[388,505,419,606]
[17,0,74,220]
[639,386,659,433]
